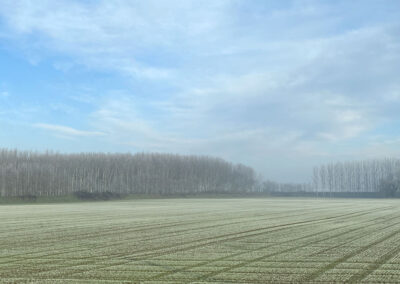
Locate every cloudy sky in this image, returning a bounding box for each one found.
[0,0,399,182]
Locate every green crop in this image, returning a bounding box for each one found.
[1,198,400,283]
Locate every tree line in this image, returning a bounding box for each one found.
[0,149,256,197]
[312,158,400,194]
[255,180,312,193]
[255,158,400,197]
[3,148,399,198]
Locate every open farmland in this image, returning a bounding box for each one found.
[2,199,400,283]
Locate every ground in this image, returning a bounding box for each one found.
[1,198,400,283]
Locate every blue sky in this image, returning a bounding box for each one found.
[0,0,399,182]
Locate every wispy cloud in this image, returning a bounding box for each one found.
[0,0,230,80]
[0,91,9,98]
[34,123,105,137]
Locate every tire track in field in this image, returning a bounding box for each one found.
[0,208,214,239]
[34,205,374,264]
[0,219,202,262]
[147,210,400,281]
[0,203,330,235]
[61,206,395,281]
[0,205,335,263]
[0,204,332,254]
[193,212,400,283]
[42,206,385,281]
[301,223,400,282]
[0,205,355,279]
[22,216,352,280]
[0,201,364,241]
[0,203,366,250]
[6,222,396,280]
[116,206,394,260]
[2,208,274,261]
[0,277,132,284]
[346,237,400,282]
[147,224,353,281]
[0,212,210,243]
[308,211,400,258]
[29,208,358,280]
[2,206,393,282]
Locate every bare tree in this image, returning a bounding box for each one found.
[311,158,400,195]
[0,149,257,197]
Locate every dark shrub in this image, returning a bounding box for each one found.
[379,176,399,198]
[19,194,37,201]
[73,191,122,200]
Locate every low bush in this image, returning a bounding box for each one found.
[73,191,123,200]
[19,194,37,201]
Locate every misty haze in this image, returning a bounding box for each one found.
[1,0,400,283]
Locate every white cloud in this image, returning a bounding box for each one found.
[0,0,229,79]
[49,103,75,114]
[34,123,105,137]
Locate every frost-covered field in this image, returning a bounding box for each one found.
[1,198,400,283]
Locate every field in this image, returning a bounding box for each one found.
[2,198,400,283]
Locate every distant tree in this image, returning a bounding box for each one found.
[0,148,257,198]
[311,158,400,196]
[379,172,400,197]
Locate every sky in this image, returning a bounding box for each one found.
[0,0,399,182]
